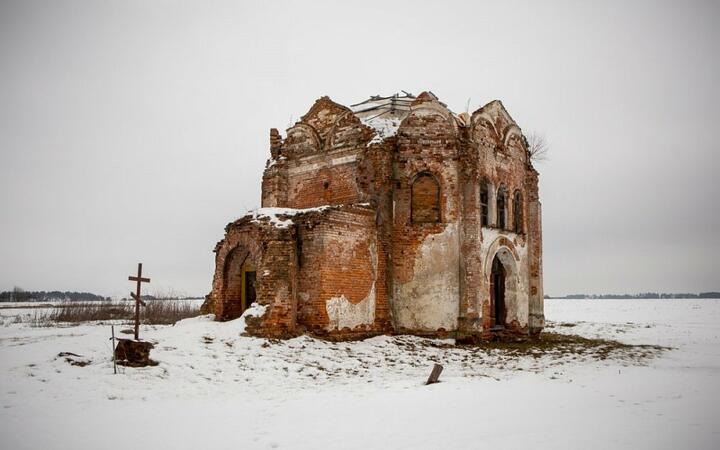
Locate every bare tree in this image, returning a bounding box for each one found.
[527,132,549,162]
[12,286,28,302]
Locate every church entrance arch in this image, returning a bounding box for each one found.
[222,246,257,319]
[487,247,518,329]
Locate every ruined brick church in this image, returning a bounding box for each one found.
[201,92,544,339]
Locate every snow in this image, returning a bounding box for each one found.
[266,155,286,169]
[248,206,332,229]
[241,303,267,320]
[1,298,719,449]
[359,115,402,144]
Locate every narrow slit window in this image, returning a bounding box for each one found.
[480,182,489,227]
[497,187,507,229]
[513,191,523,233]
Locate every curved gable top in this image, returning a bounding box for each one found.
[327,111,374,149]
[284,123,322,155]
[471,100,524,146]
[502,124,524,147]
[400,91,459,136]
[299,96,353,140]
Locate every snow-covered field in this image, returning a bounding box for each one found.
[1,299,718,450]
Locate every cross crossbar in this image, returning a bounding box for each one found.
[128,276,151,283]
[130,292,146,306]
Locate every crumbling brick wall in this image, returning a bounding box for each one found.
[205,217,297,337]
[294,205,390,338]
[389,95,463,334]
[205,91,544,339]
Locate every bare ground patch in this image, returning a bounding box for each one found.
[214,331,671,386]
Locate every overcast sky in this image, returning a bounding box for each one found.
[1,0,718,297]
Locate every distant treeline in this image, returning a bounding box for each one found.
[0,289,109,302]
[0,288,202,303]
[545,292,720,299]
[0,289,203,302]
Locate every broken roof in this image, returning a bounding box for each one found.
[350,92,425,144]
[289,91,513,147]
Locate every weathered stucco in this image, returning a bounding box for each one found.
[326,284,376,331]
[394,223,460,332]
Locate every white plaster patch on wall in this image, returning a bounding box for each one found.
[325,240,378,331]
[326,282,376,331]
[394,223,460,331]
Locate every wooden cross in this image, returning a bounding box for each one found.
[128,263,150,340]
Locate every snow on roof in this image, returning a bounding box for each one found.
[360,116,402,144]
[243,204,372,229]
[350,92,454,144]
[248,206,333,229]
[351,92,416,144]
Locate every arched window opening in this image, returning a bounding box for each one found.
[480,182,489,227]
[496,187,507,229]
[513,191,523,234]
[411,173,440,223]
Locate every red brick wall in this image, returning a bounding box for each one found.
[288,162,361,208]
[205,217,297,337]
[411,174,441,223]
[295,206,390,337]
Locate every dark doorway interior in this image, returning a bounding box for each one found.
[244,270,256,310]
[491,256,506,327]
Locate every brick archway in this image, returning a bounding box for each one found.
[219,245,260,321]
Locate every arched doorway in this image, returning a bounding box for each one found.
[222,246,257,320]
[490,254,507,328]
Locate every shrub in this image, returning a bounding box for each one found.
[141,300,200,325]
[50,301,132,322]
[32,300,200,325]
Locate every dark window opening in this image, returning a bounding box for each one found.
[497,187,507,229]
[491,256,506,327]
[513,191,523,234]
[480,182,489,227]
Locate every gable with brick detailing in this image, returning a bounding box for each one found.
[201,92,544,340]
